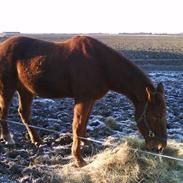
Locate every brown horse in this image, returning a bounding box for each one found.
[0,36,167,167]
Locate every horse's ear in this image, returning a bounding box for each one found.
[157,82,164,94]
[145,87,152,102]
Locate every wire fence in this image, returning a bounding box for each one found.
[1,118,183,163]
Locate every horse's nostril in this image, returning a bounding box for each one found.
[157,147,164,153]
[146,146,163,153]
[157,144,164,153]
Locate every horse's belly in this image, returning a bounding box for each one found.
[17,59,73,98]
[17,71,72,98]
[35,79,72,98]
[19,77,72,98]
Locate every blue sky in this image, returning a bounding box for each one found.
[0,0,182,34]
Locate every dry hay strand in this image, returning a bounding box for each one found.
[52,138,183,183]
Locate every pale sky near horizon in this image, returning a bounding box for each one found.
[0,0,182,34]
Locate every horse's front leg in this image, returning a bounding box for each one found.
[17,89,41,145]
[80,102,94,146]
[72,100,94,167]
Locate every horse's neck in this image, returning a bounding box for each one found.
[104,53,153,104]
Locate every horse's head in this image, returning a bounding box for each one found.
[135,82,167,152]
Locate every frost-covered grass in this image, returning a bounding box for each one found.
[52,138,183,183]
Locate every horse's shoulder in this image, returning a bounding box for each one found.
[66,36,98,52]
[72,35,91,41]
[70,36,95,45]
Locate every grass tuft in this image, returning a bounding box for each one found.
[52,138,183,183]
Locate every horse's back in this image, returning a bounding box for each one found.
[2,36,108,100]
[1,36,57,58]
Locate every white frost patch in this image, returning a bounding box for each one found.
[149,71,183,82]
[168,128,182,133]
[87,125,94,131]
[34,98,56,104]
[53,145,70,150]
[88,116,106,130]
[47,118,61,123]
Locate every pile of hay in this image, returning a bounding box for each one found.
[52,138,183,183]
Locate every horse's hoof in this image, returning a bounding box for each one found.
[5,138,15,145]
[74,159,87,168]
[31,138,42,146]
[1,133,15,146]
[81,140,92,146]
[34,141,40,146]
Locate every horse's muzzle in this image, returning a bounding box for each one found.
[146,141,166,153]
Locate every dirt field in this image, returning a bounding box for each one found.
[0,34,183,182]
[2,33,183,52]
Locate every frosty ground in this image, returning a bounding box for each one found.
[1,68,183,183]
[0,35,183,182]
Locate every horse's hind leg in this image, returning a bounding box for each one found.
[0,91,15,144]
[17,89,41,145]
[72,100,94,167]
